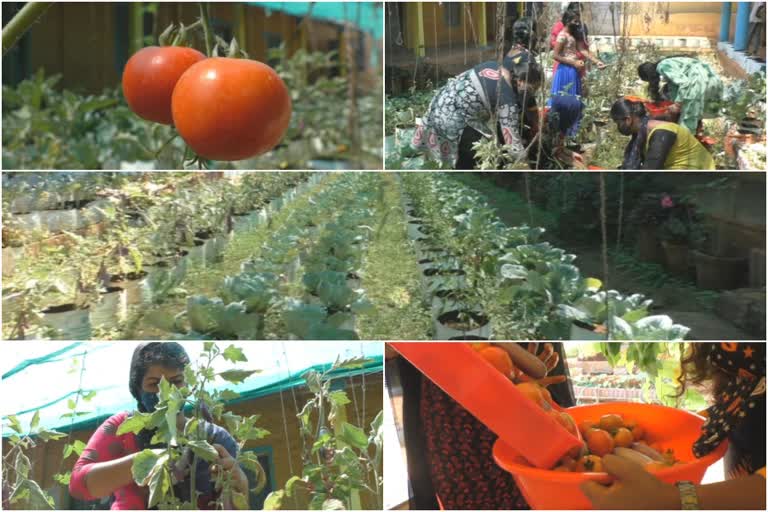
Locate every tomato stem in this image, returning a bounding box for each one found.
[198,2,214,57]
[154,132,179,159]
[2,2,53,56]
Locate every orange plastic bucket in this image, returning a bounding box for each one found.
[390,342,583,468]
[494,402,728,510]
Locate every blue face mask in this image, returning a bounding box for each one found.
[139,391,160,412]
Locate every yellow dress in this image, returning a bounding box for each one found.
[645,122,715,170]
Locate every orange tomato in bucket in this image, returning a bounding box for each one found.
[493,402,728,510]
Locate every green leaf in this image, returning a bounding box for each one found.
[37,429,66,441]
[263,490,285,510]
[15,451,31,480]
[187,440,219,462]
[7,415,23,434]
[67,398,77,411]
[328,390,351,407]
[370,410,383,434]
[24,479,55,509]
[218,369,259,384]
[116,413,152,435]
[284,476,303,498]
[219,389,241,401]
[232,491,249,509]
[337,422,368,450]
[54,471,71,486]
[148,466,170,509]
[80,390,97,402]
[203,341,217,353]
[131,449,161,486]
[304,371,322,394]
[222,344,248,363]
[322,498,345,510]
[30,410,40,431]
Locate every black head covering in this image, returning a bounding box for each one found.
[129,342,190,412]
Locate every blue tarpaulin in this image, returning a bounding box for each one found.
[249,2,383,40]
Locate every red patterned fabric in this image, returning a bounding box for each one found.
[69,412,146,509]
[419,378,529,510]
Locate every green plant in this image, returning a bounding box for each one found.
[173,296,264,340]
[117,342,268,509]
[2,413,67,509]
[263,356,383,510]
[596,342,707,410]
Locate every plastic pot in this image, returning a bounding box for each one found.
[434,309,491,340]
[41,304,91,340]
[692,250,747,290]
[661,240,690,276]
[493,402,728,510]
[636,226,663,263]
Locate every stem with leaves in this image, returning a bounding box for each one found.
[198,2,214,57]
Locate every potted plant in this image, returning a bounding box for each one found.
[691,228,748,290]
[657,194,700,277]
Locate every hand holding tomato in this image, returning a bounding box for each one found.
[580,454,680,509]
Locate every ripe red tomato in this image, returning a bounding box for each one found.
[122,46,206,125]
[171,57,292,161]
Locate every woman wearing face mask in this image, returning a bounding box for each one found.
[550,11,605,137]
[411,57,542,169]
[550,3,602,81]
[69,343,249,509]
[610,98,715,170]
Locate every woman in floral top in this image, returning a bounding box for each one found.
[410,57,542,169]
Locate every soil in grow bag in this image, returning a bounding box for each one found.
[42,303,86,314]
[423,268,466,277]
[448,334,489,340]
[438,310,490,331]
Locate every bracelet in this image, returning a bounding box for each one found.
[676,481,700,510]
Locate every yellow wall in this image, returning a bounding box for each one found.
[622,2,727,37]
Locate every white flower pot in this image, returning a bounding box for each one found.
[91,287,127,329]
[110,273,147,306]
[41,305,91,340]
[433,309,492,340]
[45,209,82,232]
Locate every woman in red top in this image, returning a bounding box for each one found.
[550,3,603,83]
[69,343,249,509]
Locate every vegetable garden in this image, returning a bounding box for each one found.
[384,2,766,170]
[6,171,760,342]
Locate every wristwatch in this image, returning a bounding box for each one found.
[676,481,700,510]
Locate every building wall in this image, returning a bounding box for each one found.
[26,2,120,93]
[2,372,383,509]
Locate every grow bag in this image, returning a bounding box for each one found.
[434,309,491,340]
[493,402,728,509]
[41,304,91,340]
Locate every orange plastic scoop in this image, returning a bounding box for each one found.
[390,342,582,469]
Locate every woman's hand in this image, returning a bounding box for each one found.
[595,60,607,70]
[210,444,249,499]
[580,454,680,510]
[573,59,586,70]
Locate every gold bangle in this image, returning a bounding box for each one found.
[676,481,699,510]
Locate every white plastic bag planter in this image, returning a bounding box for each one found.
[232,213,254,233]
[430,288,470,318]
[346,272,362,289]
[406,220,426,240]
[570,320,608,340]
[45,209,83,232]
[91,287,127,329]
[433,309,492,340]
[2,246,24,277]
[184,242,206,265]
[13,211,46,231]
[422,268,466,298]
[41,304,91,340]
[110,272,148,306]
[283,257,301,283]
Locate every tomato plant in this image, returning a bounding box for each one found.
[171,57,292,161]
[122,46,206,125]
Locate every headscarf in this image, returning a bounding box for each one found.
[693,343,766,458]
[129,342,190,412]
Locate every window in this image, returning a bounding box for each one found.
[242,446,276,509]
[444,3,461,28]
